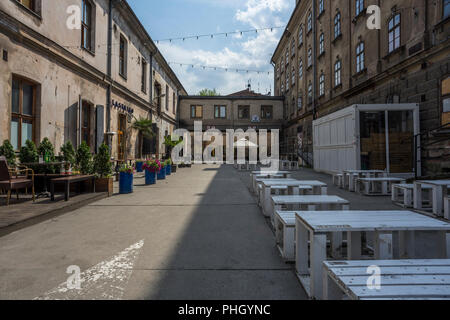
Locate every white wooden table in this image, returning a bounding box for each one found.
[274,211,296,261]
[343,170,386,192]
[323,259,450,300]
[392,184,432,208]
[260,180,328,217]
[256,179,299,212]
[414,180,450,217]
[251,171,292,193]
[295,210,450,299]
[333,174,344,188]
[356,177,406,196]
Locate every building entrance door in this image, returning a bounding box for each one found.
[118,114,127,161]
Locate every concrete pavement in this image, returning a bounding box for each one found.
[0,165,306,300]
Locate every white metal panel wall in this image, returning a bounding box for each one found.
[313,106,357,174]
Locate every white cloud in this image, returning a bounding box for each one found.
[159,0,292,95]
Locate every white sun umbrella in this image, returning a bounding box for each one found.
[234,138,258,148]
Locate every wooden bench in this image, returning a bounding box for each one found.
[356,177,406,196]
[445,196,450,221]
[333,174,343,188]
[50,175,96,201]
[323,259,450,300]
[274,211,296,261]
[392,184,432,208]
[295,210,450,299]
[414,180,450,218]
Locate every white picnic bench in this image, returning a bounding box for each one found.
[355,177,406,196]
[323,259,450,300]
[414,180,450,218]
[274,211,296,261]
[343,170,386,192]
[251,171,292,193]
[392,184,432,208]
[295,210,450,299]
[260,180,328,217]
[333,174,344,188]
[445,196,450,221]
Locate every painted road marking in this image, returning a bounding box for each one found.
[34,240,144,300]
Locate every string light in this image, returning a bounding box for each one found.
[155,26,285,43]
[168,62,272,75]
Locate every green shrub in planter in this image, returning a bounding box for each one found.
[19,140,38,164]
[0,140,16,167]
[38,137,57,173]
[61,141,76,172]
[94,143,113,195]
[76,141,93,175]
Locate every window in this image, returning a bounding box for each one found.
[292,66,296,85]
[307,47,312,67]
[319,33,325,55]
[298,27,303,46]
[291,39,296,56]
[81,0,92,51]
[119,35,127,78]
[238,106,250,119]
[307,11,313,32]
[286,49,289,65]
[214,105,227,119]
[165,85,169,111]
[281,83,285,93]
[261,106,273,119]
[191,105,203,119]
[334,12,341,39]
[299,59,303,80]
[356,0,364,16]
[356,41,365,73]
[10,77,36,150]
[81,102,91,146]
[319,0,324,14]
[286,71,290,89]
[334,60,342,87]
[141,59,147,93]
[173,92,176,114]
[445,0,450,19]
[319,73,325,96]
[276,64,280,79]
[298,95,303,110]
[308,82,313,103]
[388,13,401,53]
[16,0,40,14]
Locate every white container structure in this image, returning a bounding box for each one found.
[313,104,421,176]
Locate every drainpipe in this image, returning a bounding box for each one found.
[149,52,153,117]
[312,0,317,121]
[106,0,113,140]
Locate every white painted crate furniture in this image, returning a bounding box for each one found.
[295,210,450,299]
[255,178,298,208]
[356,177,406,196]
[274,211,296,261]
[343,170,386,192]
[251,171,291,193]
[271,195,349,229]
[445,196,450,220]
[333,174,343,188]
[392,184,432,208]
[414,180,450,218]
[258,185,288,207]
[323,260,450,300]
[281,160,291,170]
[260,180,328,217]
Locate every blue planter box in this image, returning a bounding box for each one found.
[157,167,166,180]
[119,172,133,194]
[136,162,144,173]
[166,165,171,175]
[145,170,157,185]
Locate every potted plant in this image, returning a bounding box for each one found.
[143,159,161,185]
[119,164,134,194]
[38,137,58,173]
[165,158,172,175]
[0,140,16,167]
[157,161,166,180]
[94,143,113,196]
[136,160,144,173]
[60,141,76,174]
[132,116,154,160]
[76,141,93,175]
[19,140,39,172]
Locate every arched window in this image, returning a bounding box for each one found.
[307,47,312,67]
[298,26,303,46]
[299,59,303,80]
[307,11,312,32]
[307,82,313,103]
[319,0,324,14]
[334,12,341,39]
[319,33,325,55]
[356,41,365,73]
[292,66,296,85]
[334,60,342,87]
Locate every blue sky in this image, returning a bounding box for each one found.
[128,0,294,95]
